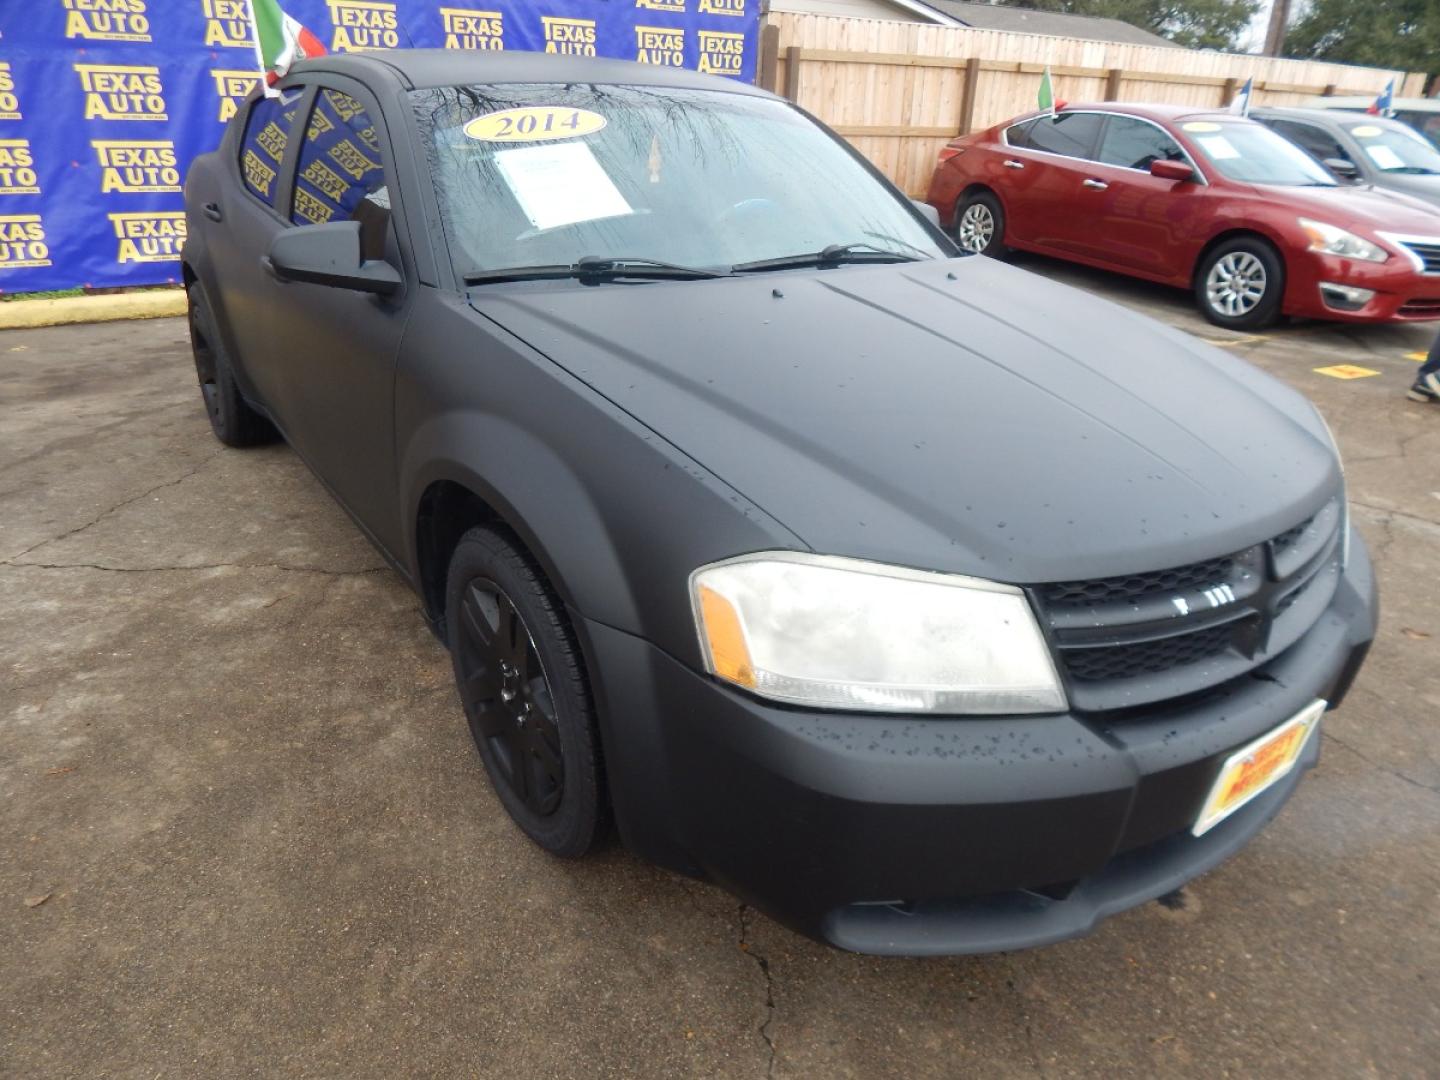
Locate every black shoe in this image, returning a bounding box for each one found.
[1408,370,1440,402]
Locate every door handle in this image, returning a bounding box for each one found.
[1082,178,1108,190]
[203,202,223,222]
[1003,159,1025,170]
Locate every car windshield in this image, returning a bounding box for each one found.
[410,83,948,280]
[1394,110,1440,151]
[1343,120,1440,174]
[1182,120,1337,186]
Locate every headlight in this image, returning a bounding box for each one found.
[690,552,1067,714]
[1299,218,1388,262]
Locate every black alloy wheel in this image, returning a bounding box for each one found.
[445,525,603,857]
[186,286,276,447]
[190,300,222,430]
[454,577,565,817]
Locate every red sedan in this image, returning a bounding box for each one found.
[926,103,1440,328]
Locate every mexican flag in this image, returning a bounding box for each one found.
[1037,65,1055,117]
[250,0,326,94]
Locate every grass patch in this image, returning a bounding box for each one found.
[1,288,86,302]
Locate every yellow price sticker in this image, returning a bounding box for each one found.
[1350,125,1383,138]
[1182,121,1223,133]
[463,106,607,143]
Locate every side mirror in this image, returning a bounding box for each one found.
[911,198,941,228]
[1323,157,1360,181]
[267,220,401,295]
[1150,159,1195,182]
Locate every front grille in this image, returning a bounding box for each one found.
[1399,298,1440,317]
[1037,499,1343,713]
[1270,513,1315,558]
[1399,240,1440,274]
[1042,555,1234,607]
[1063,621,1239,682]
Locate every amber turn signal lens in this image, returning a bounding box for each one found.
[697,585,756,689]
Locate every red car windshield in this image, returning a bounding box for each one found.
[1181,120,1337,187]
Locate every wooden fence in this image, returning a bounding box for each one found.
[757,13,1428,196]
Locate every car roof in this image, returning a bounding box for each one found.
[1310,96,1440,112]
[1250,106,1414,128]
[289,48,774,98]
[1017,102,1245,125]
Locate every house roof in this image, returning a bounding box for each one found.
[917,1,1176,48]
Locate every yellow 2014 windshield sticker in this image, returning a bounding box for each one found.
[463,107,607,143]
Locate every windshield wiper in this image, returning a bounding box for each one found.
[464,255,726,286]
[731,242,922,274]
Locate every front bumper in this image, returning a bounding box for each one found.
[577,532,1377,956]
[1285,250,1440,322]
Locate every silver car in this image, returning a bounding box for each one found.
[1305,96,1440,150]
[1252,107,1440,209]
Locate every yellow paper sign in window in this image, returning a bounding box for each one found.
[463,107,607,143]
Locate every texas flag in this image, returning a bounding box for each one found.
[1368,79,1395,117]
[1228,76,1253,117]
[249,0,327,95]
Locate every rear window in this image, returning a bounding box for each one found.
[1019,113,1104,159]
[239,87,305,208]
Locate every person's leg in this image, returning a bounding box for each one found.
[1408,330,1440,402]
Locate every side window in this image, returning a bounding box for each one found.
[1005,119,1036,148]
[292,89,390,260]
[1096,116,1187,171]
[240,87,305,207]
[1023,113,1104,160]
[1268,119,1347,164]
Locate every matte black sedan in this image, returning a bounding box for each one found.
[183,50,1376,955]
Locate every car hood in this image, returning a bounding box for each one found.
[469,258,1339,583]
[1363,173,1440,208]
[1252,181,1440,232]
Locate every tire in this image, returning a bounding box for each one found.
[954,191,1007,258]
[445,525,604,858]
[1195,237,1285,330]
[187,285,276,447]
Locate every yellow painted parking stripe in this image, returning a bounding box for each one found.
[1314,364,1380,379]
[1406,351,1428,362]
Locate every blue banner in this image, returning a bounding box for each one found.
[0,0,760,293]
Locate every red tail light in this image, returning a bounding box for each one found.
[938,146,964,163]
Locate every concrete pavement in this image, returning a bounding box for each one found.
[2,268,1437,1077]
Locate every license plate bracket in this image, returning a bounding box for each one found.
[1192,699,1325,837]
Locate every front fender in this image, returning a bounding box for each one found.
[394,290,806,666]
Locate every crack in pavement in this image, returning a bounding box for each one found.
[737,904,778,1079]
[4,560,388,577]
[1,448,226,564]
[1000,960,1049,1079]
[1322,729,1440,798]
[1350,500,1440,533]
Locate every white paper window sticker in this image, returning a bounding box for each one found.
[494,142,632,231]
[1198,135,1239,160]
[1365,144,1404,170]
